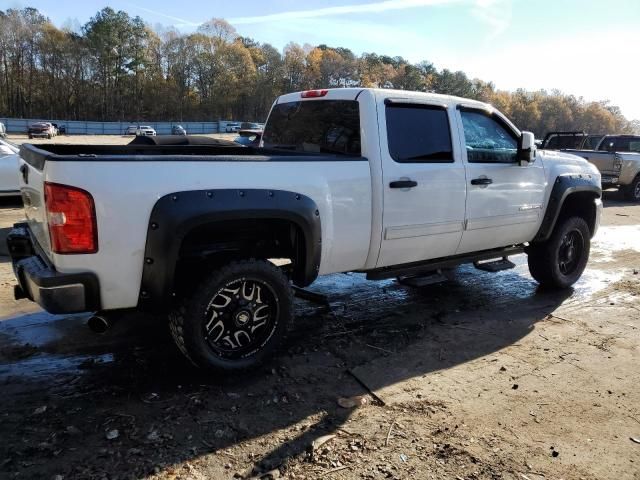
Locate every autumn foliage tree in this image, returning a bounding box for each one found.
[0,6,637,135]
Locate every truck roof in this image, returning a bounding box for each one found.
[275,88,517,134]
[276,87,490,110]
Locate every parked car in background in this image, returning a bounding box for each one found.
[233,129,262,146]
[225,122,241,133]
[562,135,640,202]
[137,126,156,136]
[542,132,640,201]
[541,131,604,151]
[0,122,6,139]
[52,123,66,135]
[240,122,262,130]
[171,125,187,135]
[124,125,156,136]
[28,122,56,139]
[0,139,20,196]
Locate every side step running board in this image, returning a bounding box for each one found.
[397,268,455,287]
[366,245,525,281]
[474,257,516,272]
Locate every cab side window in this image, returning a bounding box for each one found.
[386,104,454,163]
[460,109,518,163]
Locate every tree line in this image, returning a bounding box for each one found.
[1,6,638,137]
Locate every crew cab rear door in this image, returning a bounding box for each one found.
[455,105,546,254]
[376,97,467,267]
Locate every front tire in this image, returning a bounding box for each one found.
[623,175,640,202]
[169,259,293,373]
[527,216,590,289]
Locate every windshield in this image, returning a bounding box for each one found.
[263,100,361,156]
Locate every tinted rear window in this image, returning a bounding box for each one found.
[386,104,453,163]
[263,100,361,156]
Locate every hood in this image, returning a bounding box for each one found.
[538,149,601,179]
[537,150,599,174]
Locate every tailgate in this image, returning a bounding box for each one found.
[572,151,617,174]
[19,154,52,255]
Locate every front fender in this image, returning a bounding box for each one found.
[533,174,601,242]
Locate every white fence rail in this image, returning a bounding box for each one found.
[0,118,236,135]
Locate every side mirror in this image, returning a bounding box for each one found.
[518,131,536,166]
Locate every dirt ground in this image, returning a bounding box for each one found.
[0,188,639,480]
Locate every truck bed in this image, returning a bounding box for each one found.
[17,141,373,310]
[20,143,354,171]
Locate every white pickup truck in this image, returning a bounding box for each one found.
[8,88,602,373]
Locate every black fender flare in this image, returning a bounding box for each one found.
[138,189,321,311]
[533,174,601,243]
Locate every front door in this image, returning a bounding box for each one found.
[377,99,467,267]
[455,107,546,254]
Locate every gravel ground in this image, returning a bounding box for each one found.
[0,176,639,479]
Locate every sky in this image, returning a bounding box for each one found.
[2,0,640,119]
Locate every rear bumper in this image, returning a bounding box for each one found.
[7,224,100,314]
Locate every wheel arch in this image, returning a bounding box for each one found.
[138,189,321,312]
[533,174,601,243]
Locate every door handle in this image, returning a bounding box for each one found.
[389,180,418,189]
[470,177,493,186]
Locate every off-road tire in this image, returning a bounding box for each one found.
[169,259,293,373]
[527,216,590,289]
[623,175,640,202]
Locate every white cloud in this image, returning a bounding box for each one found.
[227,0,463,25]
[128,5,199,27]
[471,0,512,38]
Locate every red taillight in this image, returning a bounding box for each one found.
[301,89,329,98]
[44,182,98,254]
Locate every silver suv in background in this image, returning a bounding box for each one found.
[560,134,640,201]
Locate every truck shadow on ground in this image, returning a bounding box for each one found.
[0,262,580,479]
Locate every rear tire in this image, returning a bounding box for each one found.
[527,216,590,289]
[169,259,293,373]
[623,175,640,202]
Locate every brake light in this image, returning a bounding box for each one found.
[44,182,98,254]
[301,89,329,98]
